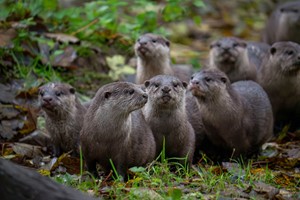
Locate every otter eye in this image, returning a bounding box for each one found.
[154,83,159,88]
[173,83,178,88]
[129,89,134,95]
[55,91,62,96]
[190,76,194,80]
[39,90,44,96]
[152,39,156,43]
[216,43,221,47]
[204,77,212,82]
[286,50,294,55]
[233,43,238,47]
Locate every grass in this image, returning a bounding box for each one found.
[50,147,288,199]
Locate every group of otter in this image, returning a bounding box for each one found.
[38,1,300,179]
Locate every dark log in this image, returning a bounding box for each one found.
[0,158,98,200]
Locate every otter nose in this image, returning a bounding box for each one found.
[142,93,148,99]
[139,41,148,46]
[190,80,199,85]
[223,46,230,51]
[162,86,171,93]
[43,96,53,103]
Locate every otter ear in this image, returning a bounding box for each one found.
[104,91,111,99]
[69,87,75,94]
[270,47,276,55]
[144,80,150,88]
[240,42,247,48]
[182,81,188,88]
[221,77,227,84]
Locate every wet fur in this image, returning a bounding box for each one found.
[208,37,257,82]
[189,69,273,160]
[80,82,155,178]
[262,1,300,44]
[39,82,86,156]
[258,41,300,123]
[135,33,193,84]
[143,75,195,166]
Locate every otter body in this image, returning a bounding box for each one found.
[263,1,300,44]
[135,33,192,84]
[258,41,300,124]
[208,37,257,83]
[189,69,273,160]
[143,75,195,165]
[39,82,86,156]
[80,82,155,178]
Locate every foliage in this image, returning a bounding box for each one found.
[0,0,204,87]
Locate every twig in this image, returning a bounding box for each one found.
[71,18,99,36]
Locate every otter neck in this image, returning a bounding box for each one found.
[136,56,173,84]
[96,106,132,139]
[144,99,186,121]
[45,102,77,120]
[198,89,242,122]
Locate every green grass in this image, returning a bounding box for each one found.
[50,144,285,199]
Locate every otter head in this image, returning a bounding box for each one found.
[144,75,187,108]
[134,33,170,59]
[188,69,230,102]
[269,41,300,75]
[209,37,247,73]
[279,2,300,26]
[98,82,148,113]
[39,82,76,115]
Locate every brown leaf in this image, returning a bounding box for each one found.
[52,46,78,69]
[44,33,79,43]
[0,28,17,48]
[11,142,43,158]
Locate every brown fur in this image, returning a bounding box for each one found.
[39,82,86,156]
[208,37,257,82]
[258,41,300,123]
[135,33,193,84]
[80,82,155,178]
[189,69,273,160]
[185,92,205,162]
[143,75,195,166]
[262,1,300,44]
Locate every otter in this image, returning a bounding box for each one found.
[39,82,86,156]
[185,92,205,163]
[189,69,273,160]
[247,41,270,70]
[208,37,257,83]
[262,1,300,44]
[258,41,300,124]
[80,82,156,178]
[135,33,193,84]
[143,75,195,166]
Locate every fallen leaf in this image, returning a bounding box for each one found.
[0,28,17,48]
[44,33,79,43]
[11,142,43,158]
